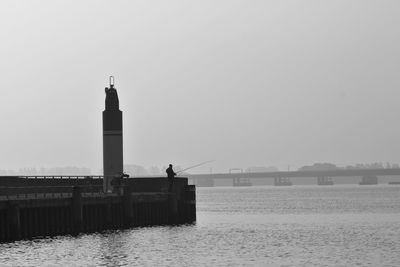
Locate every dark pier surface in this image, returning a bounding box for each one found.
[0,177,196,243]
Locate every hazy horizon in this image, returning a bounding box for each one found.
[1,1,399,173]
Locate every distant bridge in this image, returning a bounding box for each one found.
[187,168,400,186]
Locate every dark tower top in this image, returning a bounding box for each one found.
[103,76,122,132]
[105,86,119,111]
[105,77,120,111]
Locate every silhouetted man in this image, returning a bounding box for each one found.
[166,164,176,192]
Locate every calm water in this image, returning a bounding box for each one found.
[1,185,400,266]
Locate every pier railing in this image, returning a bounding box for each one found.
[19,176,103,179]
[0,185,104,200]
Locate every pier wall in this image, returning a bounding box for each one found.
[0,177,195,243]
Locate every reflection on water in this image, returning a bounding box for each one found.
[1,185,400,266]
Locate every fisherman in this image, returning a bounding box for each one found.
[166,164,176,192]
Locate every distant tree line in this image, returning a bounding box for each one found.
[0,166,92,176]
[2,162,398,176]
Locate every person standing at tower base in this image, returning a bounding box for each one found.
[166,164,176,192]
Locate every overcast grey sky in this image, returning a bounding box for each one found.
[0,1,399,173]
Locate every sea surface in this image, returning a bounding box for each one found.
[1,185,400,266]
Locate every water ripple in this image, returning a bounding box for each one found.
[0,185,399,266]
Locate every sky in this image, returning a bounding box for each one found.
[0,1,399,173]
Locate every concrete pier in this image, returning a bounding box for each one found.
[0,177,196,243]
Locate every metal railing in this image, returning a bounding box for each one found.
[0,185,104,200]
[18,176,104,179]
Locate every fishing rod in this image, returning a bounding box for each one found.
[176,160,215,175]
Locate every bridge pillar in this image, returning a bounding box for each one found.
[317,176,334,185]
[274,177,292,186]
[359,175,378,185]
[195,177,214,187]
[233,177,252,186]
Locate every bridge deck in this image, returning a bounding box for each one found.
[188,168,400,179]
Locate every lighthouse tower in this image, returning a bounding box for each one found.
[103,76,123,192]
